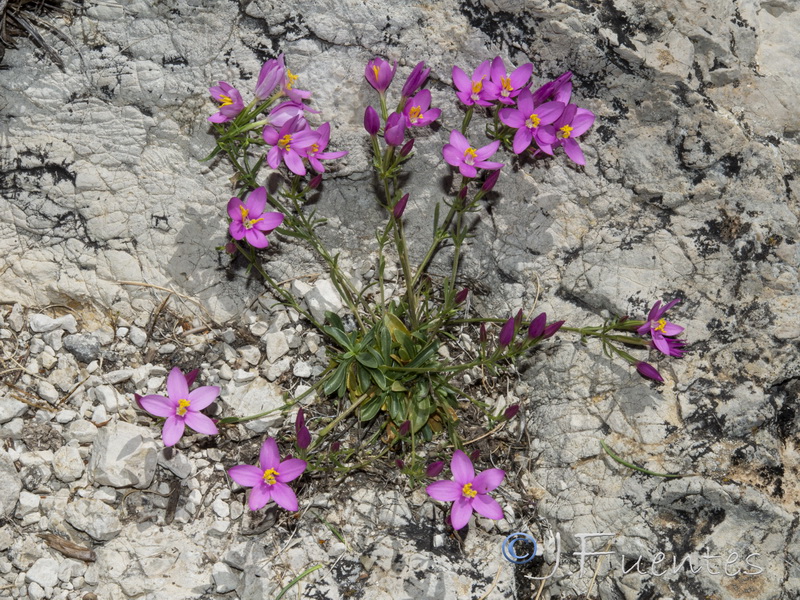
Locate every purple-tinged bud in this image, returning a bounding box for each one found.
[398,420,411,437]
[395,459,405,469]
[528,312,546,338]
[426,461,445,477]
[458,186,468,200]
[543,320,565,339]
[295,408,306,432]
[498,316,515,347]
[384,112,406,146]
[469,449,480,463]
[364,105,380,135]
[330,441,341,452]
[636,362,664,383]
[255,56,285,100]
[482,169,501,192]
[504,404,520,420]
[393,193,409,219]
[479,323,487,344]
[401,61,430,98]
[365,57,397,92]
[455,288,469,304]
[399,138,415,157]
[308,173,323,189]
[224,241,237,255]
[185,369,199,387]
[297,426,311,450]
[514,309,524,329]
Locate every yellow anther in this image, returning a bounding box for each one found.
[501,76,513,94]
[463,147,478,165]
[372,65,381,80]
[309,143,319,155]
[279,134,292,150]
[262,468,279,485]
[176,398,191,416]
[239,205,249,221]
[526,113,541,128]
[286,69,298,89]
[219,94,233,107]
[653,318,667,333]
[409,106,422,123]
[244,217,264,230]
[559,124,573,139]
[462,483,478,498]
[471,80,483,94]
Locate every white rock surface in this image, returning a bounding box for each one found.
[88,420,158,489]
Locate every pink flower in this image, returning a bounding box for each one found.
[532,71,573,106]
[138,367,219,447]
[281,64,311,103]
[498,88,564,154]
[302,122,348,173]
[255,56,285,100]
[452,61,493,107]
[402,89,441,127]
[637,298,684,357]
[228,438,307,511]
[384,112,406,146]
[365,57,397,92]
[426,450,504,530]
[266,100,313,130]
[483,56,533,105]
[401,61,430,98]
[263,115,317,175]
[227,187,284,249]
[537,103,595,165]
[208,82,244,123]
[442,130,503,178]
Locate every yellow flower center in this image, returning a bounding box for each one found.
[219,94,233,107]
[409,105,422,123]
[262,468,279,485]
[462,483,477,498]
[653,318,667,333]
[279,134,292,150]
[238,205,263,230]
[526,113,541,129]
[286,69,298,90]
[501,75,513,96]
[559,124,573,139]
[463,147,478,165]
[309,143,319,156]
[471,80,483,94]
[372,65,381,80]
[176,398,190,416]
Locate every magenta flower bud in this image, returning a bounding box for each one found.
[308,174,323,189]
[636,362,664,383]
[384,112,406,146]
[295,407,306,432]
[543,320,564,339]
[395,459,405,469]
[479,323,487,344]
[297,426,311,450]
[504,404,520,420]
[469,449,480,463]
[482,169,501,192]
[455,288,469,304]
[528,312,546,338]
[398,420,411,437]
[498,316,515,347]
[184,368,200,387]
[458,186,468,200]
[426,461,445,477]
[399,138,415,157]
[401,61,430,98]
[364,105,380,135]
[255,56,285,100]
[514,309,524,328]
[224,241,237,255]
[365,57,397,92]
[331,441,341,452]
[393,193,409,218]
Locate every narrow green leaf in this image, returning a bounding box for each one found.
[325,311,344,331]
[600,440,688,478]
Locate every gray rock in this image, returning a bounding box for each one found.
[65,498,122,541]
[53,444,84,483]
[128,326,147,347]
[28,314,78,334]
[0,392,27,424]
[304,279,344,322]
[0,452,22,518]
[224,377,285,433]
[212,562,240,594]
[292,360,312,378]
[25,557,59,588]
[63,333,101,363]
[37,380,59,405]
[15,490,40,517]
[263,331,290,363]
[88,420,157,489]
[157,449,193,479]
[93,385,123,413]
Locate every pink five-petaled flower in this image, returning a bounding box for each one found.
[402,89,441,127]
[208,82,244,124]
[227,187,284,249]
[303,122,348,173]
[426,450,504,530]
[228,438,307,512]
[483,56,533,105]
[452,61,493,107]
[539,104,596,166]
[138,367,219,447]
[263,115,317,176]
[498,88,564,155]
[637,298,684,357]
[365,57,397,93]
[442,130,503,178]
